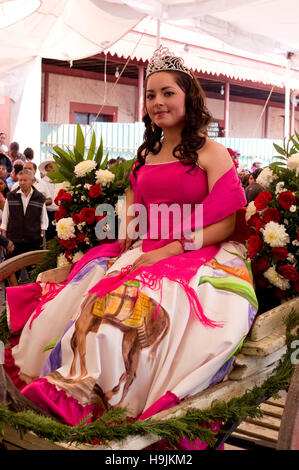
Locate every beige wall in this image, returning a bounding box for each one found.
[45,73,137,124]
[44,73,299,139]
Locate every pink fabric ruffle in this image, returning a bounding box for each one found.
[6,282,42,334]
[22,380,222,449]
[22,378,100,426]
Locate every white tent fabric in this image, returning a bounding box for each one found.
[0,0,145,156]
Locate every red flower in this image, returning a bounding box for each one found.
[64,250,73,262]
[278,265,299,282]
[248,213,264,232]
[256,277,269,289]
[275,288,287,299]
[295,280,299,292]
[59,238,77,250]
[61,192,73,205]
[54,206,68,222]
[277,190,296,210]
[72,213,81,225]
[255,257,269,272]
[76,232,85,243]
[88,184,102,198]
[54,189,67,205]
[254,191,272,211]
[80,207,96,224]
[263,207,281,223]
[248,234,263,258]
[272,247,288,260]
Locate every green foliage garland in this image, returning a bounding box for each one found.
[1,310,298,449]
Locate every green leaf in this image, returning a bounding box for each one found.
[86,131,96,160]
[273,143,287,156]
[100,153,109,170]
[95,137,104,165]
[43,336,60,352]
[75,124,85,158]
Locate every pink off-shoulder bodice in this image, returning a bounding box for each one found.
[130,161,209,251]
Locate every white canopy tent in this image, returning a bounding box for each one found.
[0,0,299,158]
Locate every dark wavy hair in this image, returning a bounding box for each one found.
[134,70,212,175]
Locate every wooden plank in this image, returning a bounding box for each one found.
[250,298,299,342]
[245,415,281,431]
[0,250,48,282]
[242,327,287,356]
[228,346,286,380]
[265,398,286,408]
[260,403,284,418]
[37,264,72,284]
[234,422,279,443]
[3,426,68,451]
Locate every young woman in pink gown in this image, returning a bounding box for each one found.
[4,47,257,449]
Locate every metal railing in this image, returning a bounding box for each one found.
[41,122,283,168]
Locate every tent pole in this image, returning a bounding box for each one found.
[156,19,161,48]
[284,53,292,138]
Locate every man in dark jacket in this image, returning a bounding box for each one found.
[1,169,48,256]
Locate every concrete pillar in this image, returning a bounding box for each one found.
[10,56,42,165]
[137,65,144,122]
[224,80,230,138]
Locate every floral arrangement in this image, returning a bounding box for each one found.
[245,135,299,305]
[47,125,134,267]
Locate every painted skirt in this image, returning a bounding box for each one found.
[6,241,257,428]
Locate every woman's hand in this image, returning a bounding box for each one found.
[129,241,183,272]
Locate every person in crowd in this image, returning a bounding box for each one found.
[0,152,12,174]
[117,156,125,164]
[38,157,59,241]
[3,47,257,447]
[10,161,52,206]
[8,141,26,164]
[0,176,9,203]
[23,147,34,161]
[6,162,24,189]
[0,132,9,155]
[227,148,239,169]
[245,169,264,204]
[107,158,117,168]
[251,161,261,172]
[0,164,8,179]
[2,169,48,256]
[0,233,14,254]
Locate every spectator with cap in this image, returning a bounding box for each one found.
[11,161,52,206]
[8,141,26,164]
[38,156,59,240]
[2,169,48,256]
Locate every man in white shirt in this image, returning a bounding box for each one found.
[10,161,52,206]
[38,157,59,240]
[2,169,48,256]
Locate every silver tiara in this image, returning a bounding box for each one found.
[145,46,193,79]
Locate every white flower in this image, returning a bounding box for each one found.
[289,205,296,212]
[54,181,72,198]
[95,169,115,187]
[115,198,125,217]
[275,182,285,194]
[287,253,295,263]
[56,217,76,240]
[245,201,257,221]
[262,221,290,247]
[264,267,290,290]
[286,153,299,176]
[84,183,91,190]
[74,160,97,178]
[256,167,276,188]
[292,240,299,246]
[57,253,71,268]
[72,251,84,263]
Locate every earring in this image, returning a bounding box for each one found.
[151,121,155,132]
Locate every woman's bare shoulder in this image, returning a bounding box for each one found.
[197,138,232,171]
